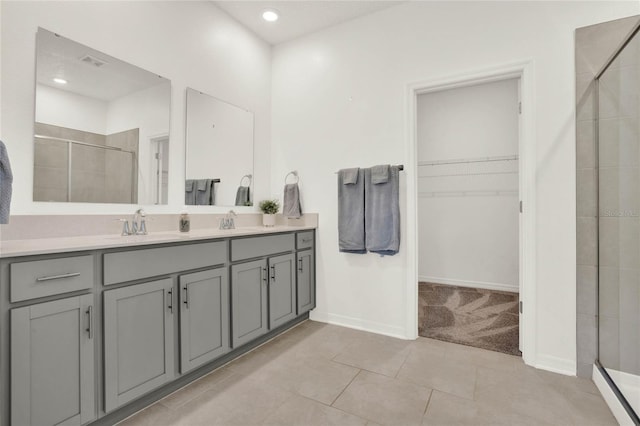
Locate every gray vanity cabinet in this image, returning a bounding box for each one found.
[230,259,269,348]
[296,249,315,315]
[11,294,95,426]
[103,278,175,412]
[179,268,229,373]
[268,253,297,329]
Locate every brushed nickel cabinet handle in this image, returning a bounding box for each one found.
[183,286,189,309]
[262,268,267,283]
[298,259,303,272]
[270,265,275,282]
[302,238,312,243]
[36,272,80,282]
[167,289,173,314]
[86,305,93,339]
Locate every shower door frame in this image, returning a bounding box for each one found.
[405,60,536,366]
[593,19,640,424]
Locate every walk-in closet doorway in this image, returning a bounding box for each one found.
[405,62,536,364]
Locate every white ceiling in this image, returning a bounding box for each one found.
[37,28,168,102]
[214,1,403,45]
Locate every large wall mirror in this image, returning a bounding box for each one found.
[185,88,254,207]
[33,28,171,205]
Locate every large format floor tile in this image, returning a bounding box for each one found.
[120,320,616,426]
[333,370,432,425]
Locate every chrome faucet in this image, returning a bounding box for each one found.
[132,208,148,235]
[219,210,237,230]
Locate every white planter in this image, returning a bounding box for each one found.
[262,214,276,227]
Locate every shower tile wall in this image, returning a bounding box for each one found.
[575,15,640,378]
[33,123,139,204]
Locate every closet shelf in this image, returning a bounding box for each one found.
[418,155,518,167]
[419,171,518,178]
[419,189,518,198]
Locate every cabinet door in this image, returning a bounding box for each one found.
[268,253,297,329]
[179,267,229,373]
[11,294,95,426]
[297,249,316,315]
[104,279,174,412]
[231,259,268,348]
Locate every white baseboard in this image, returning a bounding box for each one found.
[593,365,636,426]
[419,275,519,293]
[309,311,409,340]
[535,354,575,376]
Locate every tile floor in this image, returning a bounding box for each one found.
[120,320,616,426]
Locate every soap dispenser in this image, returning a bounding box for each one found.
[179,212,190,233]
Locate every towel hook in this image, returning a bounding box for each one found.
[239,174,252,187]
[285,171,299,184]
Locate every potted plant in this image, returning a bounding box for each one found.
[259,199,280,227]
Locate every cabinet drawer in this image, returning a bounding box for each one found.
[296,231,314,250]
[10,255,94,302]
[104,241,227,285]
[231,234,294,262]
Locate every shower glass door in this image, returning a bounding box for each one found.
[597,26,640,417]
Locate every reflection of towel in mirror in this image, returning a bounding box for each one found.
[0,141,12,224]
[235,186,250,206]
[195,179,213,205]
[338,168,366,254]
[185,180,196,205]
[365,165,400,256]
[283,183,302,218]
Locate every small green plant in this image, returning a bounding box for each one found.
[259,199,280,215]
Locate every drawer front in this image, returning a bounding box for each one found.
[296,231,314,250]
[231,234,294,262]
[10,255,94,302]
[104,241,227,285]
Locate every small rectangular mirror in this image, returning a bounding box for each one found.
[185,88,254,207]
[33,28,171,205]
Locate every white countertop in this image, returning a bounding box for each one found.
[0,225,316,258]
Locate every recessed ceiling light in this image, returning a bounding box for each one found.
[53,77,67,85]
[262,9,279,22]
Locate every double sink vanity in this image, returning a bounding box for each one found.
[0,221,316,426]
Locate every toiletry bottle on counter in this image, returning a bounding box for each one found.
[179,212,190,232]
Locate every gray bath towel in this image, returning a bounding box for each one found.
[338,168,366,254]
[283,183,302,218]
[235,186,250,206]
[195,179,213,205]
[341,168,359,185]
[371,164,389,184]
[0,141,12,224]
[365,165,400,256]
[185,180,196,205]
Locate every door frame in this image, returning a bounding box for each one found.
[404,60,536,366]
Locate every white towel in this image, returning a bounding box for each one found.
[0,141,13,224]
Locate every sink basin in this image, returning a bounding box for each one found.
[103,232,183,243]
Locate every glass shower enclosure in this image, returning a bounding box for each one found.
[597,23,640,422]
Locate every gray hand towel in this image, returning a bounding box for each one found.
[235,186,250,206]
[195,179,213,205]
[283,183,302,218]
[0,141,13,224]
[371,164,389,184]
[338,168,366,253]
[185,180,196,205]
[341,168,359,185]
[365,165,400,256]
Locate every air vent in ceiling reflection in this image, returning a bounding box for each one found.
[79,54,108,68]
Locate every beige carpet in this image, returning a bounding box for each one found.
[418,282,521,356]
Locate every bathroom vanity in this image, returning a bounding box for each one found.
[0,226,316,426]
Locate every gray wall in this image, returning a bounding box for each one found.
[575,15,640,378]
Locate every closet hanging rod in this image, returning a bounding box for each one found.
[419,171,517,178]
[419,189,518,197]
[418,155,518,167]
[334,165,404,174]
